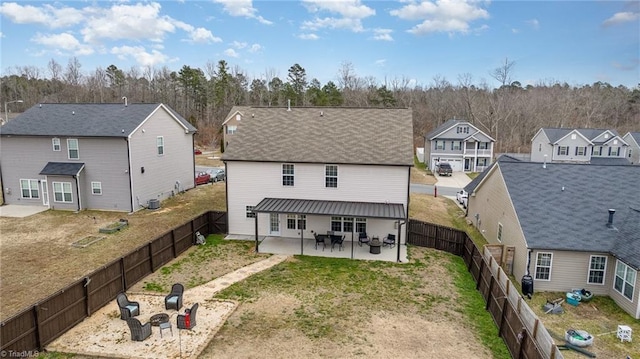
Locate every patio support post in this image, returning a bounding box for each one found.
[396,220,404,263]
[300,226,304,256]
[254,215,259,253]
[351,220,355,259]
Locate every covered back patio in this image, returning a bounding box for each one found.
[244,197,409,263]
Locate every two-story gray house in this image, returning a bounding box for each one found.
[424,119,495,172]
[530,128,630,164]
[622,131,640,165]
[0,103,197,212]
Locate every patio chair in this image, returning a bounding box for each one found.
[314,233,325,251]
[116,292,140,320]
[177,303,198,330]
[126,318,152,341]
[358,232,370,246]
[165,283,184,311]
[383,234,396,248]
[331,235,345,252]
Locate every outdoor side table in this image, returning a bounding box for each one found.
[160,321,173,338]
[617,325,632,342]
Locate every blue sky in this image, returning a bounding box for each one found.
[1,1,638,88]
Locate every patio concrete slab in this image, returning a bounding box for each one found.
[0,204,48,218]
[46,254,289,359]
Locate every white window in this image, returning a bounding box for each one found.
[331,217,354,232]
[246,205,256,218]
[614,260,636,301]
[435,141,444,150]
[452,141,461,150]
[53,182,73,203]
[571,134,576,140]
[67,139,79,159]
[593,146,602,156]
[355,218,367,233]
[91,182,102,195]
[20,179,40,199]
[157,136,164,155]
[538,143,542,152]
[287,214,306,230]
[227,125,237,135]
[52,138,61,151]
[535,252,552,280]
[557,146,568,156]
[588,256,606,284]
[282,164,294,186]
[497,223,503,242]
[456,126,469,134]
[478,142,489,149]
[575,147,586,156]
[609,147,619,156]
[604,133,609,139]
[325,165,338,188]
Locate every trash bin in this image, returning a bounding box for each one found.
[521,275,534,297]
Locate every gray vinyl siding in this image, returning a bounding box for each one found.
[553,135,591,162]
[530,131,552,162]
[609,260,640,319]
[1,137,50,206]
[466,168,529,280]
[424,138,433,168]
[129,108,195,210]
[623,133,640,165]
[531,250,615,294]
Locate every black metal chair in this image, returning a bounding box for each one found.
[314,233,326,251]
[358,232,370,246]
[126,318,152,341]
[165,283,184,311]
[331,235,345,252]
[116,292,140,320]
[383,234,396,248]
[177,303,198,330]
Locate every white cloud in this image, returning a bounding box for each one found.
[248,44,262,53]
[603,11,640,27]
[232,41,248,49]
[390,0,490,35]
[32,32,94,56]
[526,19,539,30]
[224,48,239,58]
[187,27,222,43]
[214,0,273,24]
[0,2,83,28]
[301,0,374,33]
[373,29,393,41]
[111,45,171,67]
[375,59,387,67]
[298,33,320,40]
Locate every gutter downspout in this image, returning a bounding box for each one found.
[126,138,134,213]
[396,220,406,263]
[74,174,81,212]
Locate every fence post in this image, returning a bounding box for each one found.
[498,296,509,338]
[33,304,42,351]
[148,242,154,272]
[467,244,476,271]
[121,257,127,291]
[485,276,495,310]
[476,257,485,290]
[84,277,91,317]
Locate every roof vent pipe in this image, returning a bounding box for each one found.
[607,209,616,227]
[543,154,547,169]
[287,99,291,111]
[122,96,128,107]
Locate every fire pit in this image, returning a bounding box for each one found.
[149,313,169,326]
[370,237,381,254]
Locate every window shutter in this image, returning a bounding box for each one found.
[557,146,561,155]
[575,147,578,155]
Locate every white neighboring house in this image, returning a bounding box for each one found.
[530,128,630,164]
[423,119,495,172]
[222,107,413,256]
[622,131,640,165]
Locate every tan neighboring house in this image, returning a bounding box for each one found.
[0,103,197,212]
[423,119,495,172]
[530,127,630,164]
[464,158,640,319]
[221,107,413,259]
[622,131,640,165]
[221,106,251,150]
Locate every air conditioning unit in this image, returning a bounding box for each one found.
[148,199,160,210]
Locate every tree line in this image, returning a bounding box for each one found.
[2,57,638,153]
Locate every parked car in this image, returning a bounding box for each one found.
[436,162,452,176]
[204,168,226,183]
[194,148,202,155]
[195,171,210,185]
[456,190,468,208]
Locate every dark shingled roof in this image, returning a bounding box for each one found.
[221,107,413,166]
[424,119,463,139]
[253,198,406,220]
[40,162,85,176]
[0,103,196,137]
[495,161,640,269]
[540,128,620,144]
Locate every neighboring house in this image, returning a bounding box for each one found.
[222,107,413,251]
[0,103,197,212]
[622,131,640,165]
[530,128,630,164]
[424,119,495,173]
[464,159,640,319]
[221,106,250,150]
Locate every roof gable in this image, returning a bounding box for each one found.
[554,129,593,145]
[0,103,195,137]
[222,106,251,126]
[222,107,414,166]
[425,119,493,141]
[623,131,640,146]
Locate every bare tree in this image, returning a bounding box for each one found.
[490,58,515,88]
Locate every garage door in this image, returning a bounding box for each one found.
[440,158,462,172]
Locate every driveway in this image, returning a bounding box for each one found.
[434,171,472,188]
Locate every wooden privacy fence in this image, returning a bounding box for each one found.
[0,211,227,353]
[408,219,562,359]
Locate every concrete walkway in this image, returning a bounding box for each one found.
[46,254,289,359]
